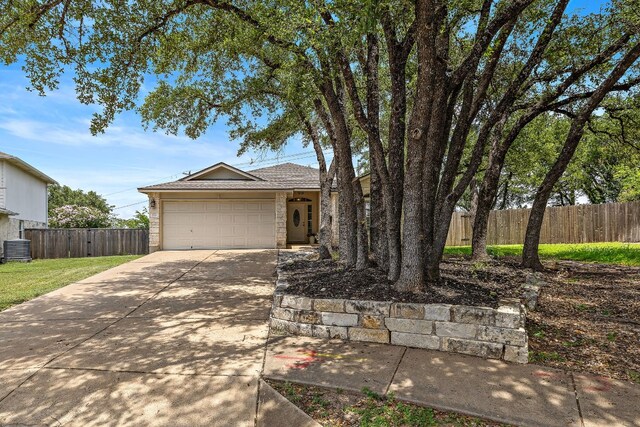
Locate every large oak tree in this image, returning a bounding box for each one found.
[3,0,638,291]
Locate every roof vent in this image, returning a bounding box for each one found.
[2,239,32,262]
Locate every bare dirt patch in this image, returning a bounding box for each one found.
[525,259,640,382]
[266,379,510,427]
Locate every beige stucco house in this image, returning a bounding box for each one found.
[0,152,56,253]
[138,162,340,252]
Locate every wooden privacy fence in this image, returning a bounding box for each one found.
[446,201,640,247]
[25,228,149,259]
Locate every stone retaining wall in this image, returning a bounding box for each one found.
[270,294,528,363]
[272,252,530,363]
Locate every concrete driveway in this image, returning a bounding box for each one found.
[0,250,277,426]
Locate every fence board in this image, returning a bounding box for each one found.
[446,201,640,246]
[24,228,149,259]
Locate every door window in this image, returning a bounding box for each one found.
[293,209,300,227]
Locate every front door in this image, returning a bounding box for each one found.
[287,202,308,243]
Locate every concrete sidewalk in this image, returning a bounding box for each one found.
[263,335,640,427]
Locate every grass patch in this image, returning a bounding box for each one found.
[444,242,640,266]
[529,351,566,363]
[347,390,439,427]
[627,370,640,384]
[0,256,141,311]
[268,380,510,426]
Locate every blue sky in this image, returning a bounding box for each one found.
[0,0,606,218]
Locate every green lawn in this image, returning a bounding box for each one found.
[0,255,141,311]
[444,242,640,266]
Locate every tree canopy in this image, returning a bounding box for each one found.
[3,0,639,288]
[48,184,113,216]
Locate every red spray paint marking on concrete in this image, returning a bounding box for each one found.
[274,348,368,370]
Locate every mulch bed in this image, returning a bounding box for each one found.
[281,253,640,382]
[281,256,529,308]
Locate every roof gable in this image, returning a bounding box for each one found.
[181,162,263,182]
[0,152,57,185]
[139,162,322,192]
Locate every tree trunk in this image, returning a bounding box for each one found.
[471,208,491,260]
[369,166,388,270]
[318,163,336,260]
[472,130,508,261]
[320,80,360,268]
[523,41,640,270]
[381,21,410,282]
[395,0,440,292]
[354,176,369,270]
[300,105,336,261]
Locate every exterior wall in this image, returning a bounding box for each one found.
[159,191,276,200]
[359,175,371,197]
[148,191,280,252]
[275,192,289,248]
[197,169,252,180]
[330,192,339,247]
[289,191,320,240]
[0,217,46,256]
[0,161,5,209]
[147,192,160,253]
[2,162,48,223]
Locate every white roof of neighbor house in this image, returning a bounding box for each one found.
[0,152,57,184]
[139,162,323,192]
[0,207,18,216]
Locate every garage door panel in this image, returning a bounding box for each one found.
[260,213,275,223]
[162,200,275,249]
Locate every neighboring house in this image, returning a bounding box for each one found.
[0,152,57,253]
[139,162,340,252]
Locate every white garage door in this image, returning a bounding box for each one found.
[162,200,276,249]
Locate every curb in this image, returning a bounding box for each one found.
[256,379,321,427]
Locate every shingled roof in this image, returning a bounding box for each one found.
[138,162,321,192]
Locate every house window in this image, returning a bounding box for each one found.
[18,220,25,239]
[307,205,313,235]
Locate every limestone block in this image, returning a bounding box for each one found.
[296,310,321,324]
[391,332,440,350]
[390,303,425,319]
[321,312,358,327]
[314,299,345,313]
[271,307,295,322]
[451,306,495,325]
[477,326,527,347]
[443,338,503,359]
[281,295,313,310]
[495,305,524,329]
[385,318,434,335]
[424,304,452,321]
[435,322,477,339]
[345,300,390,316]
[504,345,529,364]
[348,327,389,344]
[361,315,385,329]
[312,325,348,340]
